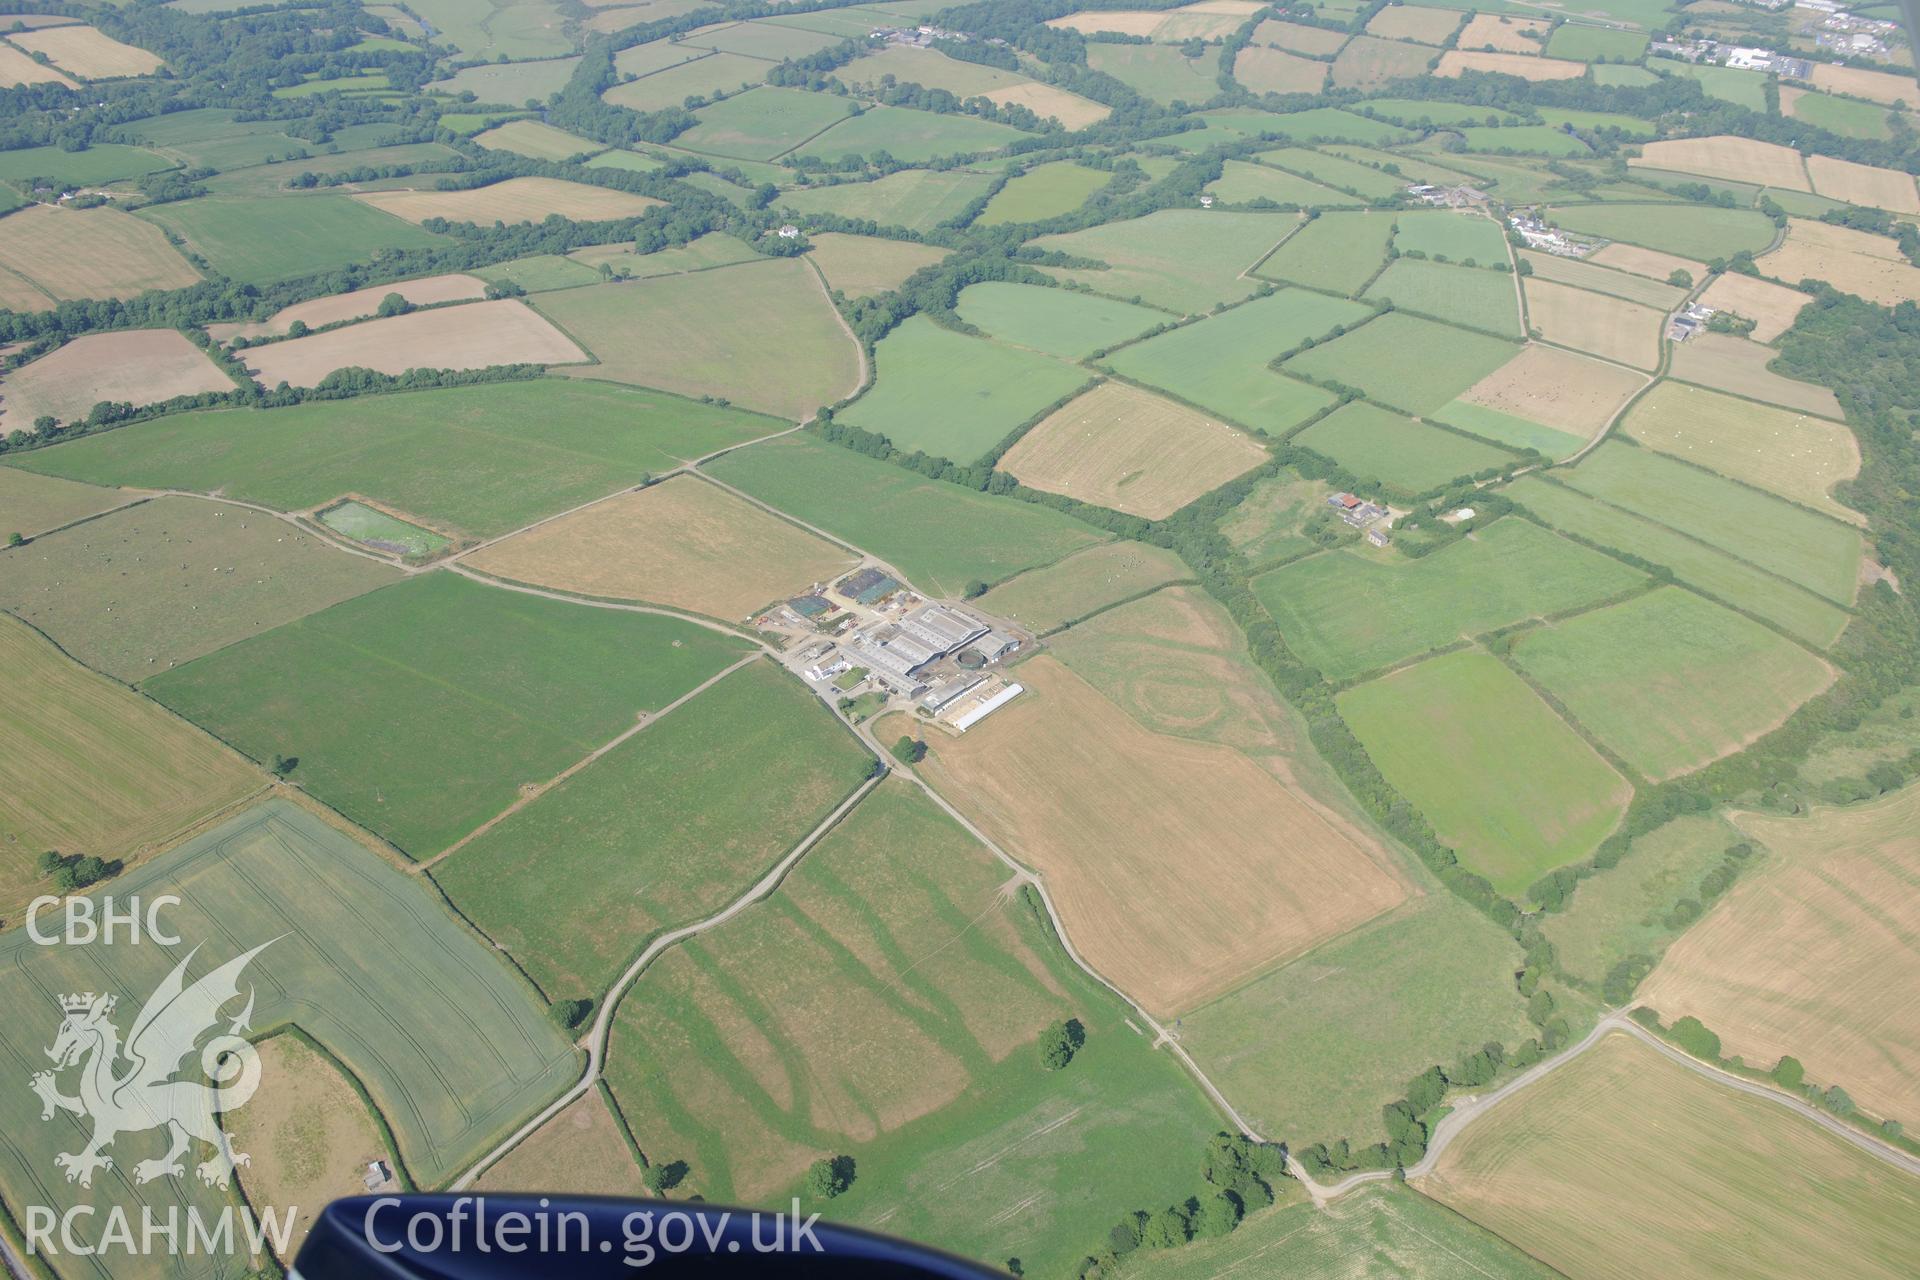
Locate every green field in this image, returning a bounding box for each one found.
[1786,89,1896,140]
[674,87,856,161]
[974,541,1192,633]
[1103,288,1368,431]
[200,143,463,197]
[0,465,130,537]
[473,252,605,292]
[1258,147,1407,199]
[604,779,1221,1278]
[1181,894,1533,1149]
[1355,98,1510,127]
[1510,586,1834,780]
[1502,475,1851,647]
[1394,209,1510,263]
[436,659,871,1000]
[1220,467,1323,563]
[1542,812,1745,983]
[1256,210,1395,294]
[11,381,784,540]
[976,160,1111,224]
[1437,400,1586,457]
[778,168,998,231]
[1364,258,1523,335]
[1545,23,1650,60]
[792,105,1028,164]
[144,573,751,857]
[1561,443,1862,605]
[1339,649,1631,894]
[410,0,571,59]
[1128,1184,1566,1280]
[1206,159,1352,207]
[1182,106,1414,147]
[602,52,772,111]
[1283,311,1519,415]
[1294,401,1518,493]
[0,496,399,683]
[536,258,860,421]
[1033,208,1299,312]
[136,193,449,284]
[1592,63,1659,86]
[1537,107,1659,139]
[0,800,577,1279]
[430,55,580,103]
[953,282,1163,358]
[703,432,1108,596]
[1086,42,1218,104]
[0,142,173,185]
[840,315,1087,462]
[1549,201,1777,259]
[1255,516,1647,679]
[1457,125,1593,157]
[1653,61,1771,110]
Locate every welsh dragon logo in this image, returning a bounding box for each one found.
[29,942,274,1190]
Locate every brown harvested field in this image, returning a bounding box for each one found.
[0,612,261,916]
[227,1036,390,1261]
[0,263,51,311]
[998,381,1269,520]
[1638,786,1920,1125]
[1804,154,1920,214]
[1420,1032,1920,1280]
[1365,3,1463,43]
[208,274,488,342]
[1437,49,1583,80]
[9,25,162,78]
[1669,331,1845,418]
[1233,45,1329,95]
[805,231,950,299]
[243,298,587,388]
[1524,278,1662,369]
[0,465,141,537]
[983,82,1110,129]
[1809,61,1920,107]
[1690,274,1803,345]
[1619,381,1859,522]
[0,204,200,301]
[1759,217,1920,309]
[476,1091,647,1197]
[465,475,855,621]
[1460,345,1646,440]
[1588,241,1707,282]
[355,177,664,226]
[0,41,75,86]
[1251,17,1348,55]
[908,654,1409,1017]
[0,329,231,434]
[1330,35,1434,90]
[1456,14,1549,52]
[1631,136,1811,191]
